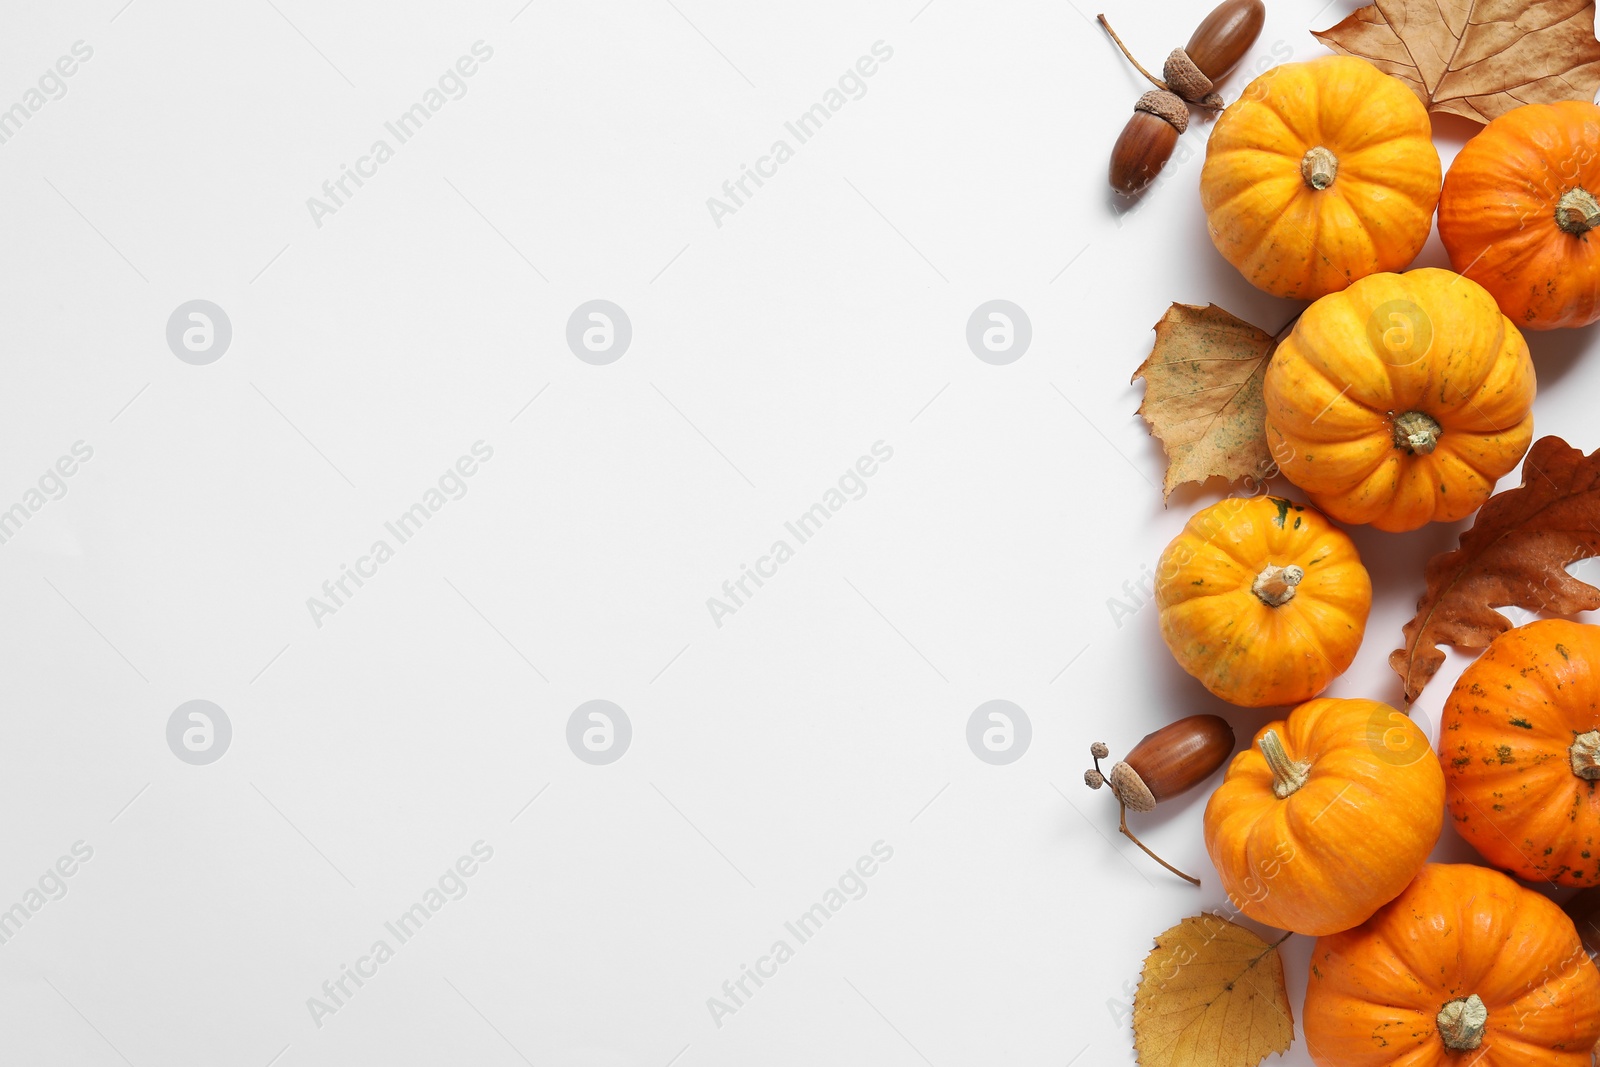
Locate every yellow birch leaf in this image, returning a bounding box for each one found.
[1132,914,1293,1067]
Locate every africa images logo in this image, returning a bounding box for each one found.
[305,41,495,228]
[706,841,894,1028]
[305,442,495,628]
[306,841,494,1028]
[705,41,894,228]
[706,441,893,627]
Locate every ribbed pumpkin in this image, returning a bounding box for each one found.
[1201,55,1441,300]
[1439,101,1600,330]
[1442,619,1600,886]
[1154,496,1370,707]
[1305,863,1600,1066]
[1264,268,1536,532]
[1204,697,1443,936]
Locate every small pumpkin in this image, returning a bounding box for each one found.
[1203,697,1443,936]
[1264,267,1536,532]
[1304,863,1600,1066]
[1441,619,1600,886]
[1439,101,1600,330]
[1201,55,1441,300]
[1155,496,1370,707]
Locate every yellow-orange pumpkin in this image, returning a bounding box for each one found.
[1201,55,1441,300]
[1155,496,1370,707]
[1442,619,1600,886]
[1439,101,1600,330]
[1204,697,1443,936]
[1264,268,1536,532]
[1305,863,1600,1066]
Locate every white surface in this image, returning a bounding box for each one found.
[3,1,1600,1064]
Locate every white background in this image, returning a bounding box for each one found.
[3,1,1600,1065]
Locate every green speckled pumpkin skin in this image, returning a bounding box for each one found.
[1442,619,1600,886]
[1201,55,1441,300]
[1304,863,1600,1066]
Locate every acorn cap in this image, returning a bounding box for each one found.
[1162,48,1214,103]
[1134,89,1189,134]
[1108,760,1156,812]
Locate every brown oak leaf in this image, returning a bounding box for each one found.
[1132,914,1293,1067]
[1314,0,1600,124]
[1393,436,1600,703]
[1133,303,1278,499]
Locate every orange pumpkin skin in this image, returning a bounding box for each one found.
[1439,101,1600,330]
[1264,268,1535,532]
[1304,863,1600,1067]
[1155,496,1370,707]
[1201,56,1441,300]
[1442,619,1600,886]
[1203,698,1443,936]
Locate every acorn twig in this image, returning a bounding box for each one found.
[1085,719,1235,886]
[1097,15,1168,91]
[1101,0,1265,193]
[1119,802,1202,885]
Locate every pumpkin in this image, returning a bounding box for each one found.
[1203,697,1443,936]
[1200,55,1441,300]
[1263,267,1536,533]
[1439,101,1600,330]
[1154,495,1370,707]
[1441,619,1600,886]
[1304,863,1600,1066]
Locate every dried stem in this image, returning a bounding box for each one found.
[1259,729,1311,799]
[1097,14,1168,91]
[1120,802,1201,886]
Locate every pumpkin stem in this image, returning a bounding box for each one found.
[1251,564,1304,607]
[1557,187,1600,235]
[1258,729,1310,799]
[1118,802,1201,886]
[1393,411,1441,455]
[1571,731,1600,780]
[1436,994,1487,1051]
[1300,146,1339,190]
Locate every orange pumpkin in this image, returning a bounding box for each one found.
[1201,55,1441,300]
[1264,267,1536,532]
[1154,496,1370,707]
[1439,101,1600,330]
[1204,697,1443,936]
[1441,619,1600,886]
[1304,863,1600,1066]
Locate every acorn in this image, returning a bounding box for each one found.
[1101,0,1266,194]
[1108,93,1188,198]
[1180,0,1268,94]
[1086,714,1236,884]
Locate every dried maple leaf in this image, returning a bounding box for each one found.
[1132,914,1293,1067]
[1393,436,1600,703]
[1314,0,1600,124]
[1133,304,1278,499]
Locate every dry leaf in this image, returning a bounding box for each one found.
[1392,436,1600,703]
[1132,914,1293,1067]
[1133,304,1278,499]
[1314,0,1600,124]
